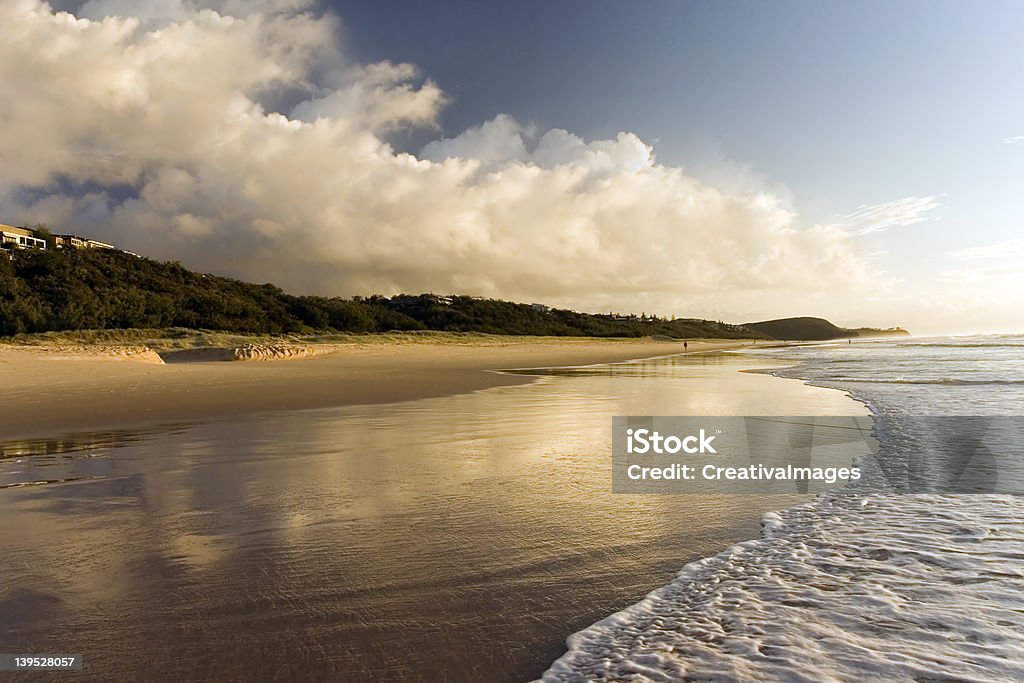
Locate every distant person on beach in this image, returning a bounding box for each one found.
[684,341,688,351]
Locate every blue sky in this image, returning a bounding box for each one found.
[350,0,1024,333]
[4,1,1022,333]
[339,0,1022,231]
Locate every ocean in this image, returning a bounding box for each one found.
[542,335,1024,682]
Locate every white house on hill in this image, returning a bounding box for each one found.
[0,224,46,251]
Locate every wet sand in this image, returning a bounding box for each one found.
[0,337,750,440]
[0,351,866,681]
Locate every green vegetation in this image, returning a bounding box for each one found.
[743,316,910,341]
[1,248,764,339]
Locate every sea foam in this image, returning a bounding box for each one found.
[542,492,1024,682]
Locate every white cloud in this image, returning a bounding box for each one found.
[949,238,1024,260]
[834,196,942,236]
[291,61,447,131]
[1003,136,1024,145]
[421,115,529,166]
[0,0,886,319]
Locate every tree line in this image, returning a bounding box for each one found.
[0,248,764,339]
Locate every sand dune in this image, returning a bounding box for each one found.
[0,343,166,364]
[159,343,335,363]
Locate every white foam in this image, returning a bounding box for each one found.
[541,492,1024,682]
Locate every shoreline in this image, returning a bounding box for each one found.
[541,336,1024,682]
[1,340,869,682]
[0,335,754,441]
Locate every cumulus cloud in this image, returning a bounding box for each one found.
[834,196,942,236]
[1,0,885,318]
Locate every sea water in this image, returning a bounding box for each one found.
[542,335,1024,682]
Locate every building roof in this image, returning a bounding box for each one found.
[0,224,34,237]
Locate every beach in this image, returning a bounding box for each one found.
[0,335,749,440]
[18,334,1015,682]
[0,344,863,681]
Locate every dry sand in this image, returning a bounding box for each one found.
[0,336,753,440]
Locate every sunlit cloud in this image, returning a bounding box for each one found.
[1003,135,1024,145]
[0,0,891,319]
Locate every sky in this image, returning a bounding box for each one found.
[2,0,1022,334]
